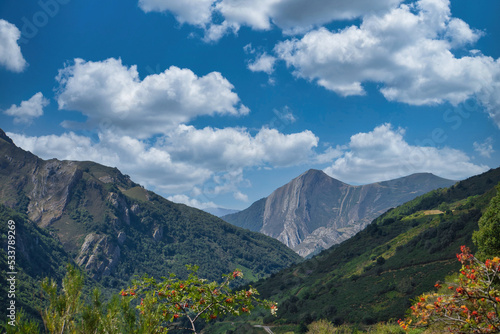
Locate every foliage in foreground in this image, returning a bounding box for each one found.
[3,265,276,333]
[399,246,500,333]
[473,184,500,260]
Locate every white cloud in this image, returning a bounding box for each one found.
[272,106,296,125]
[314,146,343,164]
[165,125,319,169]
[0,19,27,72]
[233,191,249,202]
[138,0,403,41]
[4,92,49,124]
[323,124,489,183]
[268,0,402,33]
[167,194,218,210]
[274,0,500,126]
[7,132,116,165]
[138,0,215,26]
[248,53,277,74]
[7,131,213,194]
[473,138,494,158]
[203,21,239,42]
[56,58,248,138]
[214,0,277,31]
[7,124,319,199]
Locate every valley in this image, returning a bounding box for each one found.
[1,127,499,333]
[223,169,456,257]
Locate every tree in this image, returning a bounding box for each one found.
[125,265,277,333]
[306,319,336,333]
[399,246,500,333]
[473,185,500,259]
[12,264,277,333]
[41,264,85,333]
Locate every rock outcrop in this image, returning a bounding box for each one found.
[76,233,120,279]
[223,169,457,257]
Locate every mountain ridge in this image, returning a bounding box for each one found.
[223,168,457,257]
[241,166,500,329]
[0,129,301,285]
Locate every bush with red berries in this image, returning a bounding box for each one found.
[399,246,500,333]
[123,265,277,333]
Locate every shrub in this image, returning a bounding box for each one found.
[8,265,277,334]
[399,246,500,333]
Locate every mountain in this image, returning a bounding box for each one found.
[203,207,240,217]
[0,129,300,287]
[222,169,456,257]
[237,167,500,330]
[0,203,74,319]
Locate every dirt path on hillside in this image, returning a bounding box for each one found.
[254,325,275,333]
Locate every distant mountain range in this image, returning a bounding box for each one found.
[203,207,240,217]
[0,128,300,286]
[222,169,457,257]
[248,167,500,328]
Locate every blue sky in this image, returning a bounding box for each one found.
[0,0,499,211]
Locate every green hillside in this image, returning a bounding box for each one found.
[0,204,72,320]
[223,169,456,257]
[245,167,500,328]
[0,129,301,302]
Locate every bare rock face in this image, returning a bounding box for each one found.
[224,169,457,257]
[117,231,126,244]
[261,170,349,249]
[107,192,131,225]
[131,204,141,215]
[0,128,303,284]
[28,160,83,227]
[77,233,121,279]
[153,226,163,241]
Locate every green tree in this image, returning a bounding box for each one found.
[11,264,276,333]
[41,264,85,333]
[399,246,500,333]
[126,265,277,333]
[306,319,336,333]
[473,185,500,259]
[3,310,40,334]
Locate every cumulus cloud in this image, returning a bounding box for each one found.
[7,124,319,199]
[167,194,218,210]
[4,92,49,124]
[323,124,488,184]
[165,125,319,169]
[203,21,239,42]
[138,0,402,40]
[274,0,500,126]
[0,19,27,72]
[56,58,248,138]
[233,191,249,202]
[8,131,213,194]
[473,138,494,158]
[248,53,277,74]
[265,0,402,33]
[138,0,215,26]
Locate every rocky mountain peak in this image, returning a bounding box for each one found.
[0,130,301,281]
[223,170,457,257]
[296,169,343,185]
[0,128,14,145]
